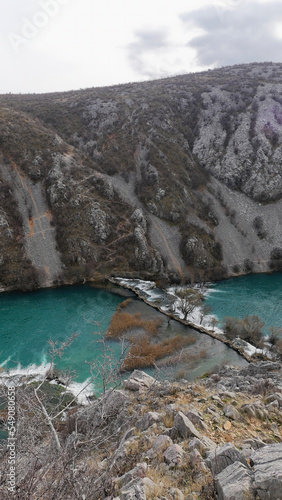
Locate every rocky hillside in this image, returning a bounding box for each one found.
[1,363,281,499]
[1,62,282,290]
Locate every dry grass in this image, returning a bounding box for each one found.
[147,465,177,496]
[107,311,163,339]
[163,412,175,428]
[121,335,195,371]
[147,455,214,498]
[118,298,133,309]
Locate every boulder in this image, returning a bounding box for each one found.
[205,443,248,476]
[264,393,282,408]
[164,444,185,466]
[189,449,210,474]
[168,488,185,500]
[120,477,159,500]
[251,443,282,499]
[174,411,201,439]
[137,412,161,431]
[223,404,241,421]
[152,434,173,454]
[120,479,146,500]
[185,409,209,431]
[102,389,129,420]
[116,463,148,488]
[215,461,255,500]
[123,370,158,391]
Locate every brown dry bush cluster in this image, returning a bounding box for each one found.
[107,305,196,371]
[107,309,163,339]
[121,334,196,371]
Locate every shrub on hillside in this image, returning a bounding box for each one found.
[223,315,264,346]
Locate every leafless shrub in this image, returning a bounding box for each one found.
[252,379,276,396]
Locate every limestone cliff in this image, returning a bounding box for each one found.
[1,62,282,290]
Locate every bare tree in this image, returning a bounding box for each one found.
[199,303,213,325]
[210,316,219,331]
[268,326,282,348]
[223,315,265,346]
[0,329,131,499]
[175,288,204,321]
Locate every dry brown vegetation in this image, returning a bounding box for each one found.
[121,334,195,371]
[107,309,163,339]
[107,307,197,372]
[118,298,133,309]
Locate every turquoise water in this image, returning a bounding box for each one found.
[206,272,282,333]
[0,285,124,384]
[1,273,280,394]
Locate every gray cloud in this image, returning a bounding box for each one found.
[181,1,282,67]
[127,29,170,77]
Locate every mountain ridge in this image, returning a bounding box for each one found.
[1,62,282,291]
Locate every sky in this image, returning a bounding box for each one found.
[1,0,282,94]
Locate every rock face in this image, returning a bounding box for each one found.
[251,444,282,500]
[193,77,282,203]
[215,462,255,500]
[2,63,282,290]
[164,444,185,466]
[205,443,248,476]
[123,370,159,392]
[0,162,62,288]
[174,411,202,439]
[211,443,282,500]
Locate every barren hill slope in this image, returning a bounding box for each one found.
[1,62,282,291]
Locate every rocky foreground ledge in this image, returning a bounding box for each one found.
[1,361,281,499]
[78,362,281,500]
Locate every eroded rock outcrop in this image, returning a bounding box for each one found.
[1,63,282,289]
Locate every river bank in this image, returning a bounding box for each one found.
[109,277,256,364]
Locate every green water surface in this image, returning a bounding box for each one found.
[0,285,124,383]
[206,272,282,333]
[1,273,281,390]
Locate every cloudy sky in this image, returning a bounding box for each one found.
[1,0,282,94]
